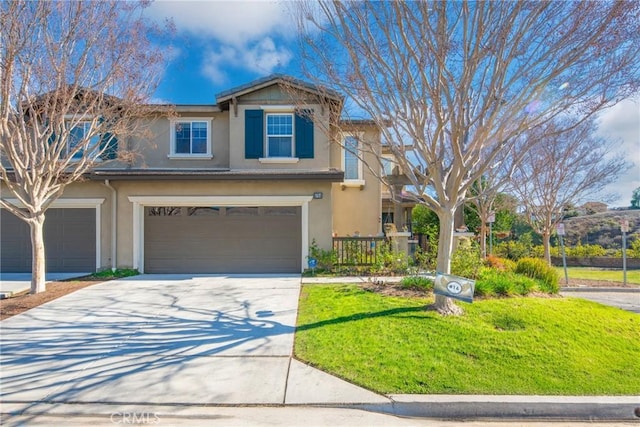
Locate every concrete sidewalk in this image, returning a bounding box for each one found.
[0,272,89,298]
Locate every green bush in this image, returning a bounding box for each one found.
[475,267,542,297]
[399,275,434,292]
[485,255,516,272]
[494,232,536,260]
[451,240,483,279]
[308,239,339,272]
[515,257,559,294]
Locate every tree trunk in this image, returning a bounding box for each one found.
[434,207,463,316]
[479,221,488,259]
[542,230,551,265]
[29,215,47,294]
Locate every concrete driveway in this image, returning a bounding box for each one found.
[0,274,385,413]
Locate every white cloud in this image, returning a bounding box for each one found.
[147,0,292,46]
[201,38,292,84]
[596,97,640,206]
[147,1,295,83]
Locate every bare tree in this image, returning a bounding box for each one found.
[0,1,168,293]
[510,117,629,264]
[294,1,640,314]
[467,174,513,259]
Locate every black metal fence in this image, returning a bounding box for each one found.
[332,236,388,265]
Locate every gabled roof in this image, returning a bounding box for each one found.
[215,74,343,106]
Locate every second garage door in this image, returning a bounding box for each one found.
[144,206,301,274]
[0,208,96,273]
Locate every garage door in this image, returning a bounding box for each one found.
[0,208,96,273]
[144,206,301,273]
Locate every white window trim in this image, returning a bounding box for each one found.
[169,118,213,159]
[128,195,313,274]
[265,111,295,159]
[2,198,105,271]
[341,132,365,185]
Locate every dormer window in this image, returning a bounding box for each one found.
[169,118,212,158]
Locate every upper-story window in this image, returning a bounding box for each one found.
[266,113,293,157]
[245,108,314,162]
[66,122,101,159]
[382,155,397,176]
[170,119,212,158]
[343,134,363,182]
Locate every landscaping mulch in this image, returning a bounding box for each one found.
[0,280,101,320]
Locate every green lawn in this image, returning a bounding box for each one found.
[555,267,640,285]
[295,284,640,395]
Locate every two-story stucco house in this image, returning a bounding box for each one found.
[0,75,384,275]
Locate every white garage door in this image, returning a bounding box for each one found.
[144,206,301,273]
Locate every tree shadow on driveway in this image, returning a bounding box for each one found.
[0,279,297,406]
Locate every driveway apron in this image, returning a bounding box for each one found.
[0,275,302,406]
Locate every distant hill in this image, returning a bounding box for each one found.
[562,209,640,248]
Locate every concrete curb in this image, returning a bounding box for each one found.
[349,395,640,421]
[3,397,639,422]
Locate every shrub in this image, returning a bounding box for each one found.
[515,257,559,294]
[399,275,434,292]
[451,240,483,279]
[473,277,496,298]
[494,234,536,260]
[308,239,338,273]
[485,255,516,272]
[476,267,541,297]
[568,243,607,257]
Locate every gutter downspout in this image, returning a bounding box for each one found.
[104,179,117,272]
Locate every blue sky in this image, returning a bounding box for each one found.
[147,0,300,104]
[145,1,639,206]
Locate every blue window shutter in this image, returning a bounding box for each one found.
[245,109,264,159]
[295,109,314,159]
[99,132,118,160]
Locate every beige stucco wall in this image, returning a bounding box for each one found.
[330,127,382,237]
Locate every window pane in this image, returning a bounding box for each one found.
[344,136,359,179]
[147,207,182,216]
[68,125,87,158]
[267,114,292,135]
[345,155,359,179]
[268,136,293,157]
[192,122,207,153]
[175,122,191,154]
[226,207,259,216]
[382,157,394,176]
[263,207,299,216]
